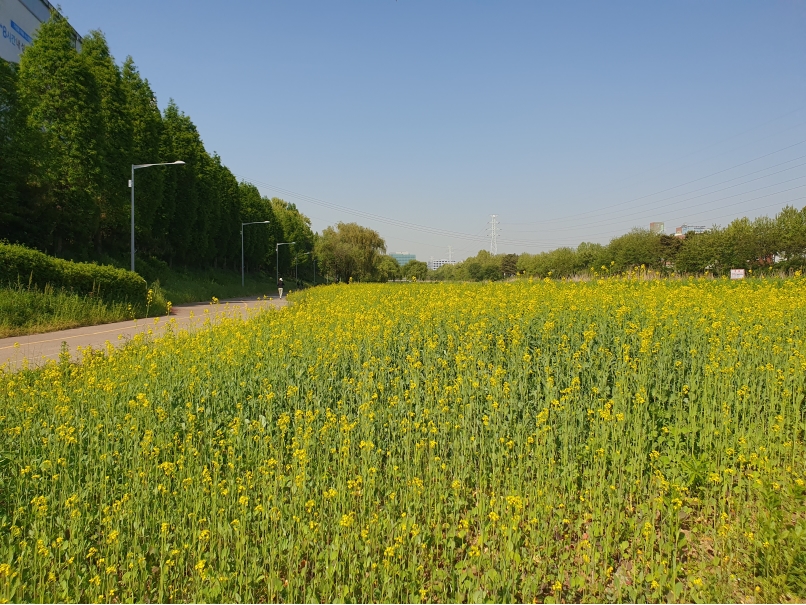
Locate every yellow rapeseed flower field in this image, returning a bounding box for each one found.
[1,278,805,602]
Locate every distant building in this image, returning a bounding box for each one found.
[649,222,665,235]
[1,0,82,64]
[390,252,416,266]
[429,259,456,271]
[674,224,708,239]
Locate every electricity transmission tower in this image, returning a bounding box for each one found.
[488,215,500,255]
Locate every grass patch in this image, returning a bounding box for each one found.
[0,283,144,338]
[0,260,290,338]
[157,268,280,304]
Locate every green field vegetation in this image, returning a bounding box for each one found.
[1,279,805,602]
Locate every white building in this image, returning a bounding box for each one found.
[1,0,81,64]
[429,259,457,271]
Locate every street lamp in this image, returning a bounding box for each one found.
[276,241,295,292]
[241,221,270,287]
[130,161,185,272]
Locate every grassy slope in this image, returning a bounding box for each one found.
[157,268,280,304]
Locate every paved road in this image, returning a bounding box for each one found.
[0,296,287,370]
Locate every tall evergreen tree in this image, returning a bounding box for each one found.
[160,101,203,266]
[121,57,164,257]
[16,17,104,257]
[207,160,243,269]
[0,59,41,245]
[81,31,132,254]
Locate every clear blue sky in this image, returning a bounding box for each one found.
[62,1,806,261]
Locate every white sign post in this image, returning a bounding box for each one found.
[730,269,746,280]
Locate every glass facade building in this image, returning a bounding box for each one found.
[390,253,416,266]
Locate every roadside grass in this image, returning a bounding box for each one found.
[0,283,141,339]
[0,267,285,338]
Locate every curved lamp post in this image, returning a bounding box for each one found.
[130,161,185,272]
[241,221,271,287]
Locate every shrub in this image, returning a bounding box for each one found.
[0,242,147,303]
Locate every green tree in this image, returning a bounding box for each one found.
[501,253,519,276]
[374,254,401,281]
[518,248,577,277]
[402,259,428,281]
[121,58,164,256]
[0,59,44,248]
[607,229,662,271]
[431,263,457,281]
[675,230,720,274]
[160,101,202,266]
[203,156,242,269]
[775,205,806,265]
[659,234,682,270]
[17,17,104,256]
[455,250,503,281]
[316,222,385,282]
[271,198,314,275]
[81,31,132,254]
[575,241,609,274]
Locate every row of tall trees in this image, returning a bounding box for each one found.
[0,18,314,277]
[432,205,806,281]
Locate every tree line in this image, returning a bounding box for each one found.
[0,18,314,278]
[432,205,806,281]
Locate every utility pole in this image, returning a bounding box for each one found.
[448,246,453,262]
[489,215,499,255]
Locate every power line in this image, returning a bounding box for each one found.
[507,137,806,226]
[514,193,806,247]
[502,155,806,230]
[505,173,806,235]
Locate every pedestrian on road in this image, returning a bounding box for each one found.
[278,277,284,298]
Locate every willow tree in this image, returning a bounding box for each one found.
[315,222,386,282]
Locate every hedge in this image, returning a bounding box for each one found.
[0,243,147,304]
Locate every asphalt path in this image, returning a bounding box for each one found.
[0,295,287,370]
